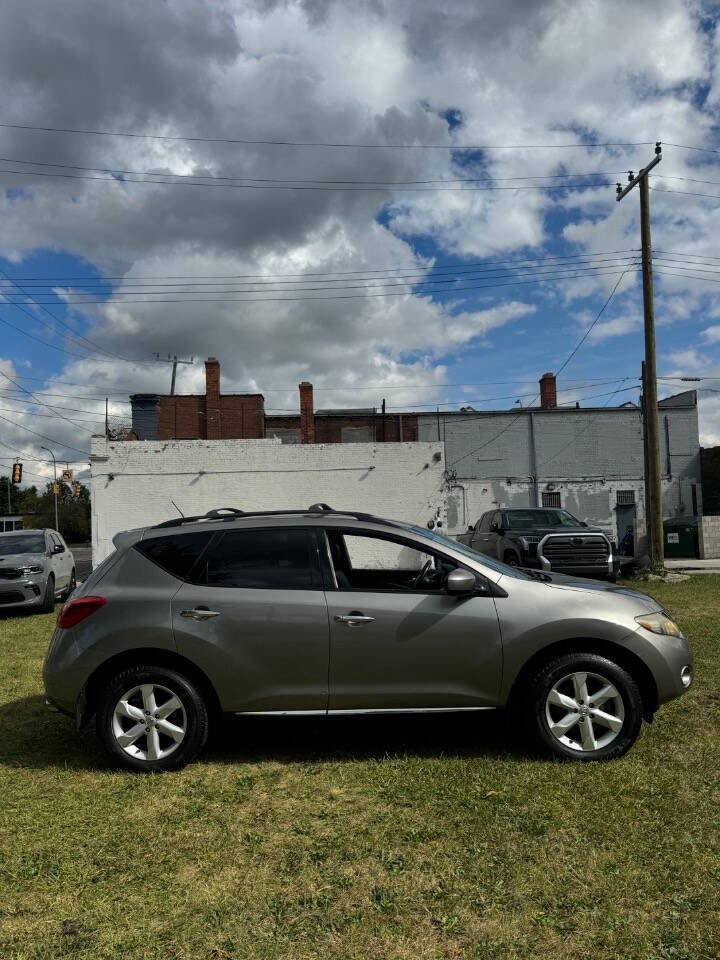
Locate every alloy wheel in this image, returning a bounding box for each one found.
[544,671,625,753]
[112,683,187,762]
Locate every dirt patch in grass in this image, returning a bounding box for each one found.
[0,578,718,959]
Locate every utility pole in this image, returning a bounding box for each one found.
[616,142,664,571]
[105,397,109,438]
[40,446,59,533]
[152,353,194,394]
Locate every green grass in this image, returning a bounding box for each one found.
[1,577,719,960]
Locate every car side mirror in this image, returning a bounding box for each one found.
[447,569,478,595]
[53,544,64,554]
[468,524,474,531]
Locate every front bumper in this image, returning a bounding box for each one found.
[0,576,45,610]
[628,625,694,705]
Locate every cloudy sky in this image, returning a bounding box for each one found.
[1,0,720,484]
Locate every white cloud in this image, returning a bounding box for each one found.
[0,0,718,462]
[702,325,720,344]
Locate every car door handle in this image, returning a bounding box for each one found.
[334,614,375,627]
[180,608,220,621]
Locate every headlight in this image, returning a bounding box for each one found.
[22,565,44,575]
[518,536,540,551]
[635,612,683,637]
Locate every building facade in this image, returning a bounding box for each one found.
[417,391,702,549]
[127,359,704,556]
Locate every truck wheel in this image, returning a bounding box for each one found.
[40,575,55,613]
[524,652,643,761]
[504,552,520,566]
[97,665,209,772]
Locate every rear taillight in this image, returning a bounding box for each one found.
[57,596,106,628]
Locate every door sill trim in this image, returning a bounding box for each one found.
[234,707,497,717]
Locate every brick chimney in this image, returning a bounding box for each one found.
[205,357,221,438]
[539,372,557,410]
[299,381,315,443]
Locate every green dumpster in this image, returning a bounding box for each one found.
[663,516,700,559]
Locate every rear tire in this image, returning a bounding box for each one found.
[40,575,55,613]
[97,665,209,772]
[61,568,76,602]
[522,652,643,761]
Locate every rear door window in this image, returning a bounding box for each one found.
[192,528,317,590]
[135,532,214,580]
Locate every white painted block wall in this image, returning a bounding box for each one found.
[90,438,447,566]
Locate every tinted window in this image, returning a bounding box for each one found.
[478,513,491,532]
[0,533,46,555]
[505,509,581,529]
[135,532,213,579]
[196,528,314,589]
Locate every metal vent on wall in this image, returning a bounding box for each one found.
[542,491,562,508]
[617,490,636,505]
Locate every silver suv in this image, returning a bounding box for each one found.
[0,529,76,612]
[43,505,693,772]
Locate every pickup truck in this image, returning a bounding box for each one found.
[457,507,616,581]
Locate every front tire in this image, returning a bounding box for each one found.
[524,653,643,761]
[97,665,209,772]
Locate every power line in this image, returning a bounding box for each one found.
[0,155,629,186]
[385,382,639,411]
[0,122,656,150]
[0,265,643,306]
[662,141,720,155]
[0,165,619,192]
[555,271,631,377]
[448,271,632,468]
[0,253,641,290]
[0,410,91,455]
[1,259,641,301]
[0,268,127,362]
[649,185,720,200]
[0,368,92,433]
[0,248,639,282]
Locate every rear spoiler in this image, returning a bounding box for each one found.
[112,528,146,552]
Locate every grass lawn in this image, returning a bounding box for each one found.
[1,577,718,960]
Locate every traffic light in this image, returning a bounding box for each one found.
[11,462,22,484]
[74,482,81,498]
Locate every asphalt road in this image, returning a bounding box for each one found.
[69,546,92,583]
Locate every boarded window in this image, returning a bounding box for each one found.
[542,491,561,508]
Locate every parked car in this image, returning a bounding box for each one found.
[0,529,76,613]
[458,507,616,580]
[44,504,692,772]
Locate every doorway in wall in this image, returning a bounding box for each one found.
[616,491,637,556]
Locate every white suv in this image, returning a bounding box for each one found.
[0,529,76,612]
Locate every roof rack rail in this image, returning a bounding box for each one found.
[151,503,387,530]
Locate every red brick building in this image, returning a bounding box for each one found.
[129,359,418,443]
[130,358,266,441]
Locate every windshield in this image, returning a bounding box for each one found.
[0,533,46,556]
[505,509,582,529]
[407,525,532,580]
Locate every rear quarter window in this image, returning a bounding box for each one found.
[134,532,214,580]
